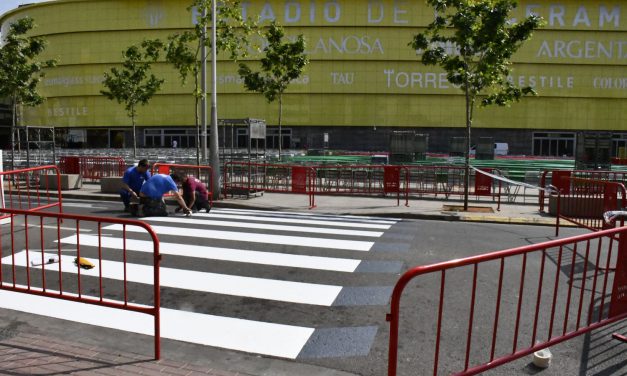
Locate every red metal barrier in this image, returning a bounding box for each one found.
[0,207,161,359]
[151,163,213,206]
[540,170,627,212]
[58,156,126,182]
[387,226,627,376]
[553,177,626,236]
[403,166,502,208]
[314,165,409,206]
[0,165,63,221]
[224,162,316,209]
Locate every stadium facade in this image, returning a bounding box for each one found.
[0,0,625,155]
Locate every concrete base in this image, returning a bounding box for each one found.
[40,174,82,191]
[100,177,124,193]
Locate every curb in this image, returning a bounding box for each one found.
[56,191,560,227]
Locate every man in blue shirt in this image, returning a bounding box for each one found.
[120,159,151,211]
[133,173,192,217]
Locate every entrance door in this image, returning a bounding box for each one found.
[110,130,125,148]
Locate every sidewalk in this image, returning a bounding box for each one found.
[61,183,558,227]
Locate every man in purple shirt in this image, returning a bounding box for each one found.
[179,175,211,213]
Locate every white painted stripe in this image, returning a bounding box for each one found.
[3,251,342,306]
[213,208,399,223]
[0,288,312,359]
[142,216,383,237]
[61,203,108,209]
[190,212,392,230]
[103,224,374,252]
[58,235,361,272]
[28,224,91,232]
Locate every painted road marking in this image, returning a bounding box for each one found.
[102,224,374,251]
[0,288,313,359]
[212,208,399,224]
[142,216,384,237]
[27,224,92,232]
[194,211,392,230]
[58,235,362,272]
[4,251,343,306]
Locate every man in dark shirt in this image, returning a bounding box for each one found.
[180,175,211,213]
[120,159,151,211]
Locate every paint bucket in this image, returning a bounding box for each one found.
[532,347,552,368]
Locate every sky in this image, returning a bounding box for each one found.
[0,0,50,19]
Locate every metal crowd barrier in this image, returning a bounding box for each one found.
[0,208,161,359]
[539,170,627,212]
[59,156,126,182]
[224,162,317,209]
[151,163,214,206]
[404,166,502,210]
[314,164,409,207]
[552,177,626,236]
[387,225,627,375]
[0,165,63,221]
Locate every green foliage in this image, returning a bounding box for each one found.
[238,21,308,103]
[165,0,257,89]
[0,16,56,113]
[101,40,165,156]
[410,0,541,107]
[101,40,164,119]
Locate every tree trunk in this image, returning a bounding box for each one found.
[463,77,471,211]
[278,93,283,161]
[131,107,137,159]
[194,69,201,167]
[10,99,16,171]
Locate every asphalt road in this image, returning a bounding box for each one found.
[1,198,625,376]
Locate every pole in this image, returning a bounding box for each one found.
[201,6,208,162]
[209,0,221,198]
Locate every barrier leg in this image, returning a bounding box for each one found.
[612,333,627,342]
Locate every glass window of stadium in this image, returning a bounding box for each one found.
[237,127,291,149]
[612,134,627,157]
[144,128,197,148]
[533,132,575,157]
[267,128,292,149]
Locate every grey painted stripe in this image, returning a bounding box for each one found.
[297,326,378,359]
[381,233,415,242]
[332,286,393,306]
[355,260,404,274]
[370,242,411,253]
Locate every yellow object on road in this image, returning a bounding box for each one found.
[74,257,95,270]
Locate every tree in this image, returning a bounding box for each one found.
[238,21,308,160]
[0,17,56,170]
[101,40,164,158]
[411,0,541,210]
[165,0,256,197]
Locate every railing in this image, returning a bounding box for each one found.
[552,177,627,236]
[314,164,409,207]
[404,166,502,210]
[59,156,126,182]
[223,162,317,209]
[539,170,627,212]
[387,225,627,375]
[151,163,213,206]
[0,165,63,221]
[0,207,161,359]
[223,163,507,209]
